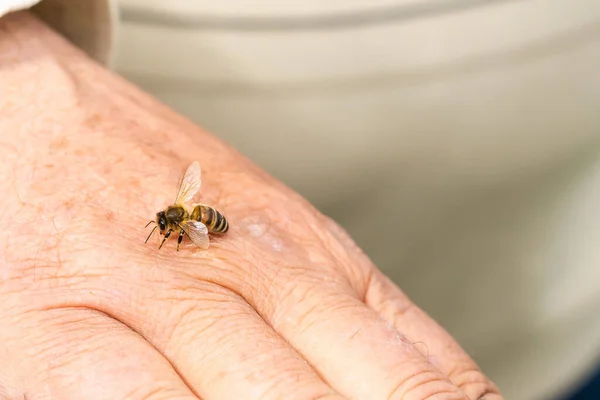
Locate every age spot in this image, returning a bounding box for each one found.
[62,197,75,210]
[49,137,69,150]
[105,210,115,222]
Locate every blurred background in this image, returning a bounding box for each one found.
[111,1,600,398]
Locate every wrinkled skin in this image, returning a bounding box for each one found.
[0,11,502,400]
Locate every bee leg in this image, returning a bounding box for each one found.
[176,228,185,252]
[158,229,172,250]
[145,226,157,244]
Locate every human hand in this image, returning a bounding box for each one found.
[0,11,502,400]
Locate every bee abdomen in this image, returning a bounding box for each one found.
[213,210,229,233]
[193,205,229,234]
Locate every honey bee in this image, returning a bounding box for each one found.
[145,161,228,250]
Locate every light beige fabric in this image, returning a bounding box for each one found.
[0,0,116,66]
[115,1,600,399]
[0,0,38,16]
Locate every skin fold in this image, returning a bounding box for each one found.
[0,11,502,400]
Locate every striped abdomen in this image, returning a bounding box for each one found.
[191,204,229,234]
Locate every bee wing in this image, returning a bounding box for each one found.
[175,161,202,204]
[180,220,209,249]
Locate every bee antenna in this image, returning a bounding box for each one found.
[145,226,157,244]
[145,220,156,228]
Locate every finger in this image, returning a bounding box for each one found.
[12,224,345,399]
[139,214,468,399]
[0,307,199,400]
[322,216,504,399]
[366,269,504,400]
[93,275,346,400]
[74,250,461,400]
[64,260,343,400]
[264,279,470,400]
[196,214,468,399]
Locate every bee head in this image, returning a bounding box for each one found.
[156,211,167,233]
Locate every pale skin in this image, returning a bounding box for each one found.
[0,11,502,400]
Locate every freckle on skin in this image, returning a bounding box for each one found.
[128,177,141,188]
[85,113,102,126]
[105,210,115,222]
[62,198,75,210]
[49,137,69,150]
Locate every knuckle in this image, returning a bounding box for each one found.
[270,278,358,333]
[0,217,113,309]
[280,391,346,400]
[308,395,347,400]
[387,366,467,400]
[5,307,117,376]
[383,297,415,326]
[448,368,503,400]
[261,260,329,315]
[243,366,342,400]
[321,214,371,266]
[122,383,189,400]
[32,308,115,360]
[158,282,253,349]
